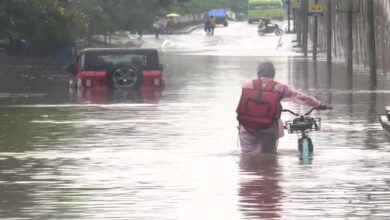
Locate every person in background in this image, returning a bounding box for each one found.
[165,18,174,34]
[204,17,212,32]
[258,17,270,32]
[258,18,266,32]
[153,18,164,39]
[236,61,329,155]
[210,16,217,30]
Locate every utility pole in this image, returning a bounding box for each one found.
[313,0,319,60]
[347,0,353,76]
[287,0,291,33]
[326,0,332,65]
[302,0,309,57]
[293,6,297,32]
[109,32,112,48]
[296,6,302,46]
[366,0,377,86]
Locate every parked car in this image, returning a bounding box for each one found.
[67,48,164,90]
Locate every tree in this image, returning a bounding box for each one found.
[0,0,159,55]
[0,0,247,56]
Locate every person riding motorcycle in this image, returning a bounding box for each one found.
[204,18,211,32]
[211,16,217,29]
[257,17,269,32]
[204,17,214,34]
[258,19,266,31]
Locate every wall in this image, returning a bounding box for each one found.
[307,0,390,74]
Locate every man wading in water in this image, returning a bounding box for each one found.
[236,61,329,155]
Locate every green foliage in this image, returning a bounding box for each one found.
[0,0,246,55]
[0,0,159,55]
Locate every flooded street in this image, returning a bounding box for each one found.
[1,21,390,219]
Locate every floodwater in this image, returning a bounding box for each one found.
[1,22,390,219]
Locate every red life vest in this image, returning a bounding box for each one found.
[236,79,282,130]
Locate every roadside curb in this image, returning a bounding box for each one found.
[173,24,203,34]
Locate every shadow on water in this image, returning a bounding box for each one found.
[313,61,318,89]
[364,90,379,150]
[326,63,333,104]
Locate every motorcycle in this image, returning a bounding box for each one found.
[258,24,283,36]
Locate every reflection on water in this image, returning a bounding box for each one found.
[239,155,281,219]
[68,87,163,104]
[1,54,390,219]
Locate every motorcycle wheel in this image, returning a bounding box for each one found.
[275,29,284,36]
[258,30,265,36]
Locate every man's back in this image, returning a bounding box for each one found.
[242,77,321,110]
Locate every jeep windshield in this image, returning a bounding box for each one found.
[80,49,160,71]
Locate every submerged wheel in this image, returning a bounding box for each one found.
[107,65,142,89]
[298,137,313,154]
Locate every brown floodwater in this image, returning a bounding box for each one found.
[1,21,390,219]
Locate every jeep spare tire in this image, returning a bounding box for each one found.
[107,65,142,89]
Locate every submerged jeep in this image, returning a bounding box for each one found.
[67,48,164,90]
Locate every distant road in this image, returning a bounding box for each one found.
[141,21,298,57]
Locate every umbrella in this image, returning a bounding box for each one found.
[166,13,180,17]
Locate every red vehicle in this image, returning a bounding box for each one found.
[67,48,164,90]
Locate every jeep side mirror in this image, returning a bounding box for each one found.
[66,64,76,75]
